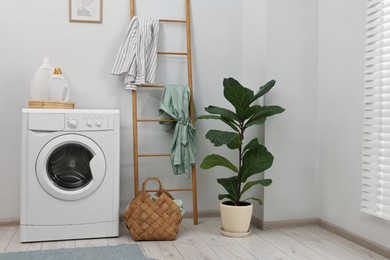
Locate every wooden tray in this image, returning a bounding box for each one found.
[28,100,75,109]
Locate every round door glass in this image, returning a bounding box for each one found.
[47,143,93,190]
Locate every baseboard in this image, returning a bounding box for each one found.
[319,219,390,259]
[0,218,19,226]
[184,210,219,219]
[258,217,320,230]
[251,215,264,229]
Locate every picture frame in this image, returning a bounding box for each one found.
[69,0,102,23]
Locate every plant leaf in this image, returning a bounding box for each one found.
[205,105,240,121]
[245,105,285,128]
[197,114,239,132]
[244,197,264,206]
[220,116,239,132]
[223,78,254,120]
[206,130,241,149]
[243,138,260,154]
[217,176,240,202]
[245,116,266,128]
[241,144,274,182]
[218,194,235,201]
[197,115,220,120]
[200,154,238,172]
[248,105,263,117]
[226,134,241,149]
[250,80,276,104]
[240,179,273,198]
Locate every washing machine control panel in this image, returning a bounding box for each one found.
[65,113,114,131]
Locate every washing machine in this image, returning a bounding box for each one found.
[20,109,120,242]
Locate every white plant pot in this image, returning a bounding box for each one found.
[220,201,253,237]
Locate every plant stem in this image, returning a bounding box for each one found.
[236,123,245,205]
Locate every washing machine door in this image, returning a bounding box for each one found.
[36,134,106,201]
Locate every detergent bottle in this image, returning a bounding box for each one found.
[30,57,54,100]
[47,68,70,102]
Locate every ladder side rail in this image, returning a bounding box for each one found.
[185,0,198,226]
[132,91,140,195]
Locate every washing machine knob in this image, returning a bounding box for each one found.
[67,119,78,129]
[86,121,93,127]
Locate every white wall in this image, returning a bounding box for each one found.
[242,0,267,86]
[263,0,320,221]
[241,0,267,219]
[0,0,243,220]
[318,0,390,249]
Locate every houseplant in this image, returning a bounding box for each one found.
[198,77,284,237]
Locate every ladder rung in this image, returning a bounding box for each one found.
[137,119,177,122]
[146,188,193,192]
[159,19,186,23]
[136,84,164,88]
[158,51,188,56]
[138,153,170,157]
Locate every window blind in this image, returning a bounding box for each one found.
[362,0,390,221]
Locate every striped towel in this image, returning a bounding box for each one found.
[112,16,159,90]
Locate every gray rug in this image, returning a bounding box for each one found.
[0,244,153,260]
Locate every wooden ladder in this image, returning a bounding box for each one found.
[130,0,198,225]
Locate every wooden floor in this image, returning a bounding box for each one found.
[0,217,387,259]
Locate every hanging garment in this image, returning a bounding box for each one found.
[159,85,198,178]
[111,16,159,90]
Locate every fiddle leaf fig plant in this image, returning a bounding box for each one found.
[198,78,285,206]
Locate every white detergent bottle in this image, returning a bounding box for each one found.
[47,68,70,102]
[30,57,54,100]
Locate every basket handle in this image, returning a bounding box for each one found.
[141,177,164,192]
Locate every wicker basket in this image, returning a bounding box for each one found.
[123,177,182,241]
[28,100,75,109]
